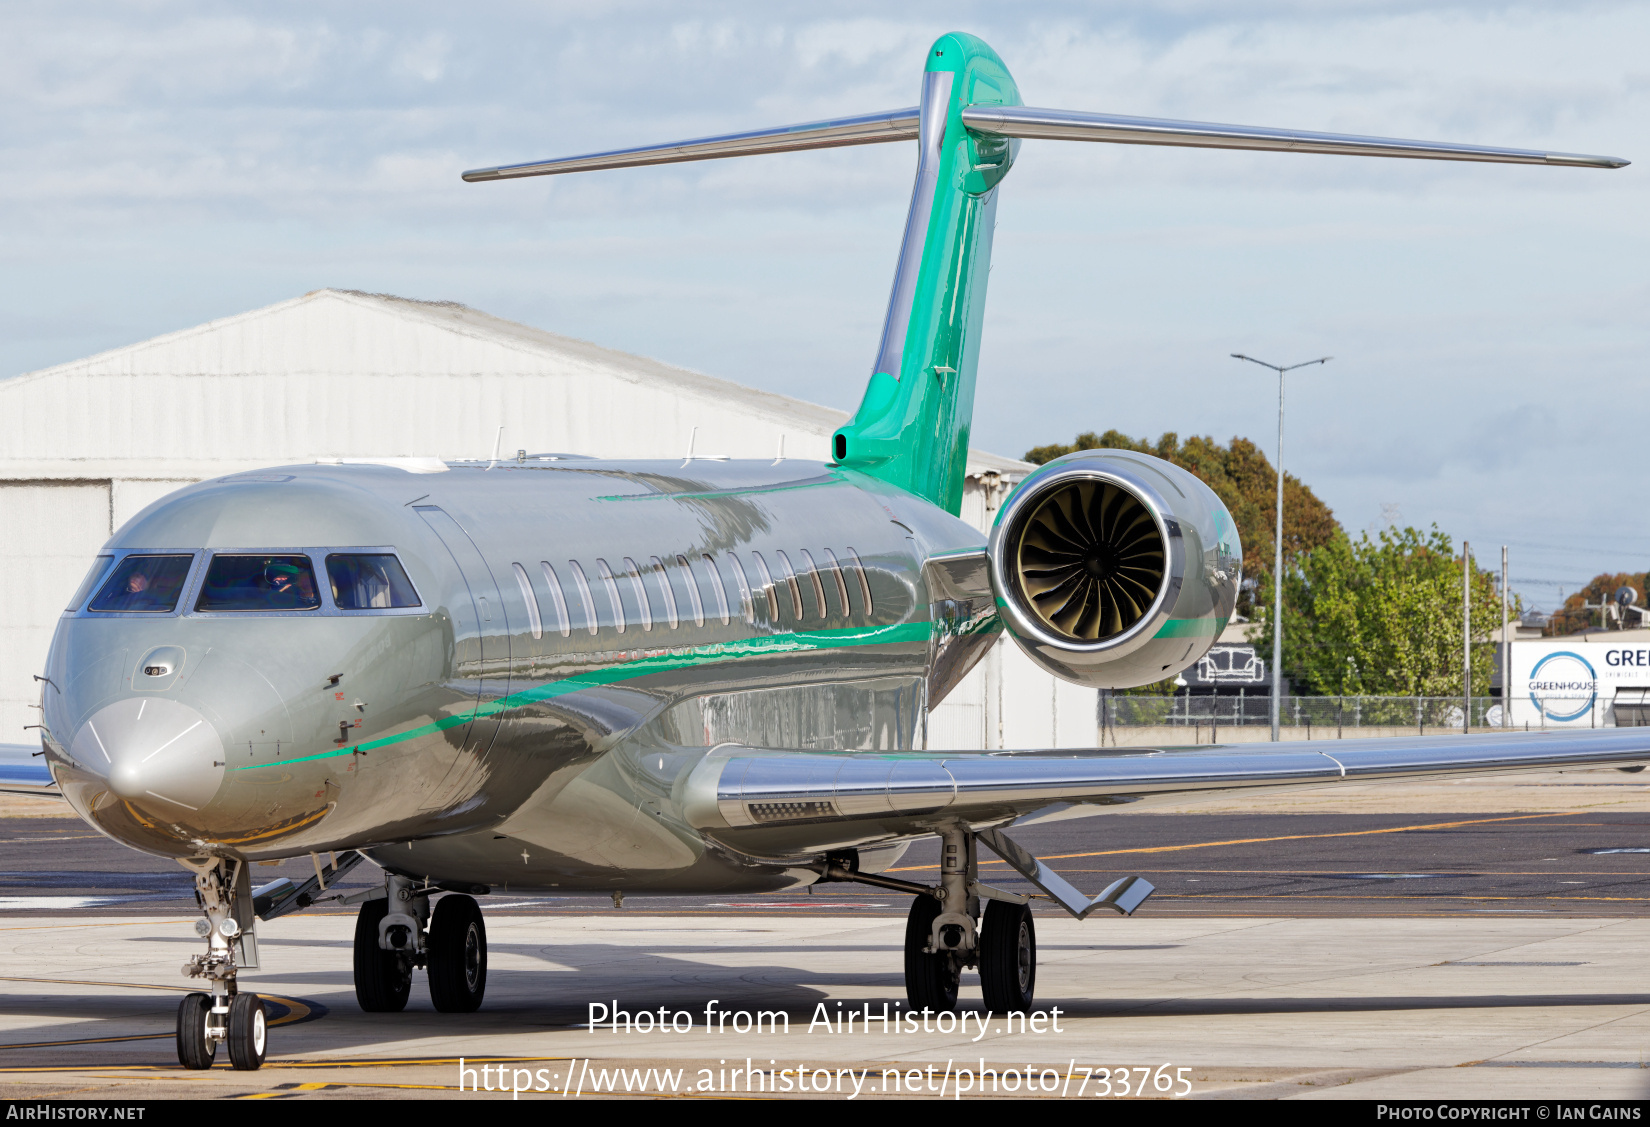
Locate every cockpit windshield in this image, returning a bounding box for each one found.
[88,555,193,613]
[196,554,321,612]
[326,554,420,609]
[67,555,115,611]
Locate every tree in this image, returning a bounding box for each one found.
[1025,430,1337,617]
[1259,526,1508,697]
[1546,572,1647,635]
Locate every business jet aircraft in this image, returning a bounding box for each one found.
[25,33,1632,1071]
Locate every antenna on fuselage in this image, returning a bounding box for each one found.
[681,426,730,467]
[485,425,504,471]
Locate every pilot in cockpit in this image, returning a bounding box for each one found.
[263,562,316,609]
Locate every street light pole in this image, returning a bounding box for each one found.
[1231,352,1332,742]
[1463,540,1471,735]
[1501,545,1510,727]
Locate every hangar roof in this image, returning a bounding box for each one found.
[0,288,1031,481]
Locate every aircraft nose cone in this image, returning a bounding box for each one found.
[70,697,225,811]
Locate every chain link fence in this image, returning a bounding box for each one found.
[1100,694,1609,734]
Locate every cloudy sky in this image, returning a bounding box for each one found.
[3,1,1645,611]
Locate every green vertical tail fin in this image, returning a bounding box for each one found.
[830,34,1021,515]
[466,29,1589,513]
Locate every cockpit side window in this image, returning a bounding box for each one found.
[326,553,420,610]
[67,554,115,611]
[196,554,321,612]
[89,555,194,614]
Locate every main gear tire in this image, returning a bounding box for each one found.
[978,899,1037,1013]
[354,898,413,1013]
[903,894,961,1012]
[428,894,487,1013]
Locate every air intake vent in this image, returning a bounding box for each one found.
[747,800,837,823]
[1013,480,1166,641]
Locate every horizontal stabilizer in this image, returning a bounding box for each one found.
[463,107,919,182]
[961,105,1628,168]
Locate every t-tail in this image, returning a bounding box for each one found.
[463,32,1625,516]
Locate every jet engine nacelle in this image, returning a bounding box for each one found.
[987,449,1242,690]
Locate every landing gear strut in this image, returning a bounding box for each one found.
[176,857,266,1070]
[836,824,1152,1013]
[899,825,1038,1014]
[351,874,487,1013]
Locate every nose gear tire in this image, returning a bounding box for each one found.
[428,894,487,1013]
[903,895,960,1012]
[979,899,1037,1013]
[353,899,412,1012]
[175,992,215,1070]
[227,993,267,1071]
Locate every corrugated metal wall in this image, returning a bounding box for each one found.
[0,483,111,738]
[0,291,844,469]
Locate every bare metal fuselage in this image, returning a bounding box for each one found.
[42,459,998,893]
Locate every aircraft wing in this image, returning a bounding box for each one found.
[0,744,59,799]
[683,729,1650,848]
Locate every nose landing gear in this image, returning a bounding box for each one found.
[176,857,266,1070]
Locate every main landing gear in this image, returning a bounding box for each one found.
[822,824,1154,1013]
[176,858,267,1070]
[353,873,488,1013]
[901,827,1036,1013]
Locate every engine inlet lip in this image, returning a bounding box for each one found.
[989,461,1182,657]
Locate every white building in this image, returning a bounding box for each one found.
[0,288,1094,750]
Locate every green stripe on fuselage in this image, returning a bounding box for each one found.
[236,620,933,771]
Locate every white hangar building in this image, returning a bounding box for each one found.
[0,288,1097,751]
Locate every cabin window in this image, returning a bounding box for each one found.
[818,549,851,618]
[511,562,542,640]
[67,555,115,611]
[798,549,830,619]
[773,550,805,620]
[195,554,321,612]
[622,557,652,631]
[699,553,732,625]
[749,552,780,620]
[726,554,755,624]
[674,554,705,627]
[326,553,420,610]
[89,554,193,614]
[567,561,599,635]
[649,556,680,629]
[539,562,571,637]
[844,547,874,617]
[595,558,626,633]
